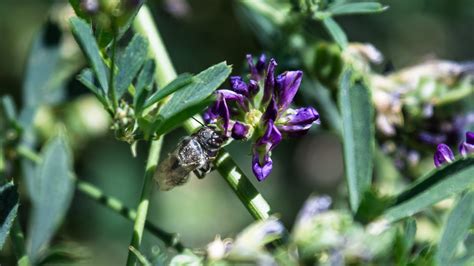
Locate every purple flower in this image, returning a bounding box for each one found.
[459,131,474,157]
[434,143,455,168]
[203,54,319,181]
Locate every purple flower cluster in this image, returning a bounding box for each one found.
[204,54,320,181]
[434,131,474,167]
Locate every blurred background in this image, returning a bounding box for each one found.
[1,0,474,264]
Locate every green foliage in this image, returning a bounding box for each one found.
[70,17,110,94]
[437,191,474,264]
[115,35,149,98]
[134,59,156,111]
[338,69,374,212]
[27,134,75,262]
[383,157,474,222]
[142,73,193,110]
[150,62,231,136]
[0,182,19,249]
[327,2,387,16]
[322,17,348,49]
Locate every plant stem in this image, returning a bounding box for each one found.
[15,145,184,250]
[10,218,31,266]
[76,179,184,251]
[126,137,163,266]
[133,5,272,221]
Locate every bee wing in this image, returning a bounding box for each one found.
[154,152,191,191]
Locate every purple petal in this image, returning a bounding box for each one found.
[262,59,277,105]
[263,96,278,122]
[258,120,282,151]
[256,54,266,74]
[295,195,332,225]
[248,79,259,96]
[246,54,258,81]
[459,131,474,157]
[275,70,303,111]
[231,121,249,140]
[203,105,219,124]
[419,132,447,145]
[230,76,249,96]
[434,143,455,168]
[252,152,273,181]
[277,107,320,136]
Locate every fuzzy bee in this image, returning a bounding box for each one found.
[154,126,227,191]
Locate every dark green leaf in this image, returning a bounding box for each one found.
[27,134,75,262]
[338,70,374,212]
[383,157,474,222]
[70,17,109,92]
[322,17,348,49]
[115,35,149,98]
[1,95,17,122]
[437,191,474,264]
[77,68,109,108]
[143,73,193,109]
[152,62,231,136]
[134,59,156,111]
[327,2,387,16]
[22,20,63,109]
[355,190,393,224]
[0,182,19,249]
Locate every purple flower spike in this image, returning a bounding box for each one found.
[263,59,277,104]
[434,143,455,168]
[278,107,320,136]
[252,153,273,181]
[231,121,249,140]
[459,131,474,157]
[256,54,267,74]
[275,71,303,111]
[230,76,249,96]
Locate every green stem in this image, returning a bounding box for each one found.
[10,218,31,266]
[76,179,184,251]
[133,5,272,221]
[126,137,163,266]
[15,145,184,251]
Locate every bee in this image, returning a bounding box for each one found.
[154,125,227,191]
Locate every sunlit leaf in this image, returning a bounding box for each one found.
[328,2,388,16]
[383,157,474,222]
[0,182,19,249]
[338,69,374,212]
[152,62,231,136]
[27,134,75,262]
[142,73,193,109]
[115,34,148,98]
[70,17,109,93]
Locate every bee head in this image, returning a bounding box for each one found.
[197,126,227,149]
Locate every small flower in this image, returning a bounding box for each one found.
[204,54,320,181]
[459,131,474,157]
[434,143,455,168]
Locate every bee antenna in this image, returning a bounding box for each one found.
[191,116,205,127]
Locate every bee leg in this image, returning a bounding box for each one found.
[193,169,206,179]
[194,161,212,179]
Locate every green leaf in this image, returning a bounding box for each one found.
[77,68,109,108]
[69,17,109,93]
[437,191,474,264]
[338,69,374,212]
[327,2,388,16]
[142,73,193,110]
[115,35,149,98]
[152,62,231,136]
[383,157,474,223]
[27,134,75,262]
[0,182,19,249]
[134,59,156,111]
[22,21,63,109]
[322,17,348,49]
[1,95,17,123]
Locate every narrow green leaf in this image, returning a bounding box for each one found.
[27,134,75,262]
[22,20,64,109]
[134,59,156,112]
[115,35,149,98]
[69,17,109,92]
[338,69,374,212]
[0,182,19,249]
[437,191,474,264]
[328,2,387,16]
[383,157,474,223]
[152,62,231,136]
[1,95,17,122]
[77,68,109,108]
[142,73,193,109]
[322,17,348,49]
